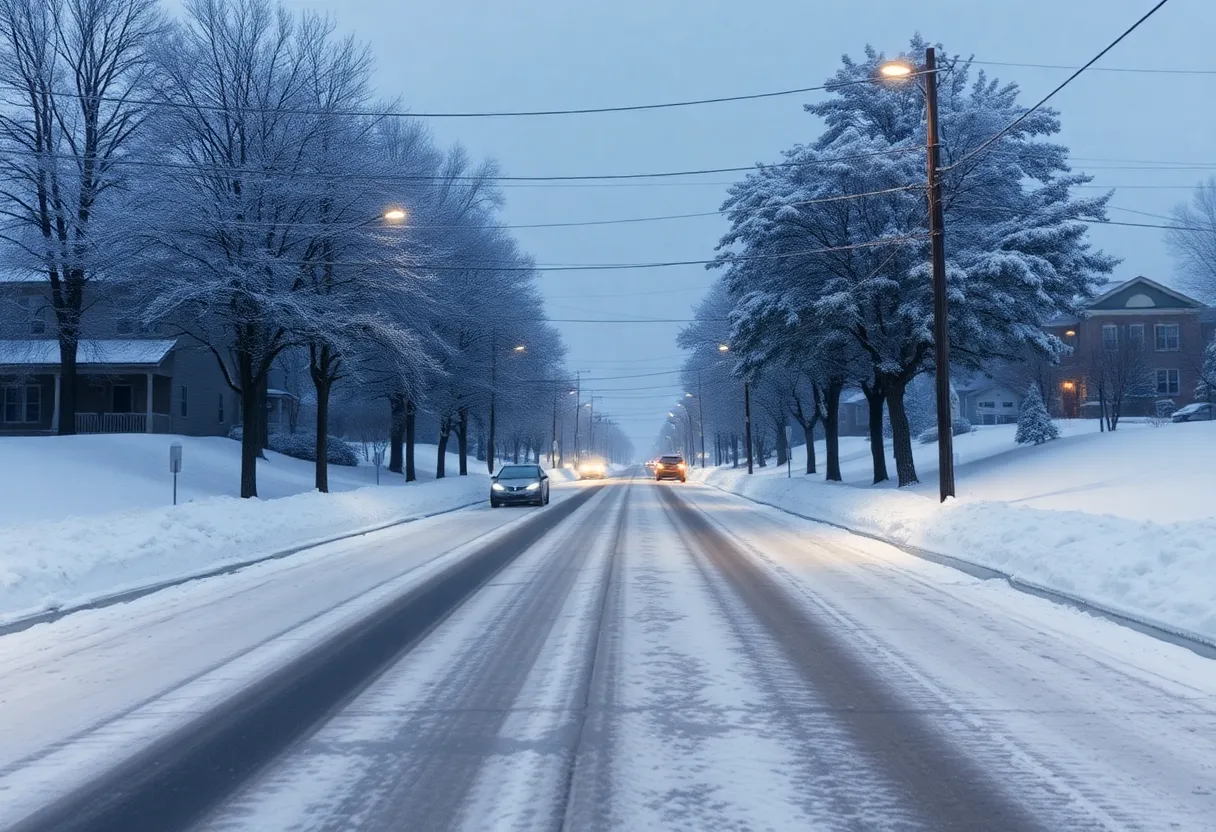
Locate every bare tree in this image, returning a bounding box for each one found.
[1086,333,1152,431]
[0,0,161,433]
[1166,178,1216,304]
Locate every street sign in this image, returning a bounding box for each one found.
[169,442,183,505]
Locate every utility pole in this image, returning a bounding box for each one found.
[697,369,706,468]
[924,47,955,502]
[744,379,753,475]
[487,334,497,476]
[571,370,587,464]
[550,385,558,468]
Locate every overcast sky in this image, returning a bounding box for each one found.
[285,0,1213,454]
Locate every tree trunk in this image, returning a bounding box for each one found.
[885,377,919,487]
[254,377,269,460]
[731,432,739,468]
[238,355,260,498]
[56,335,79,435]
[457,407,469,475]
[486,396,497,475]
[313,376,331,493]
[388,394,404,474]
[436,419,450,479]
[512,436,521,464]
[404,398,416,482]
[775,420,787,466]
[755,433,767,467]
[803,421,817,475]
[862,384,889,484]
[824,380,843,482]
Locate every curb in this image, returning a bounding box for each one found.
[694,479,1216,661]
[0,498,485,638]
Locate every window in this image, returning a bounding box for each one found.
[112,384,133,413]
[979,401,995,408]
[180,385,188,418]
[116,317,134,335]
[17,296,45,335]
[1128,323,1144,347]
[1102,324,1118,350]
[1002,401,1014,408]
[2,385,40,423]
[1156,369,1180,395]
[217,392,224,423]
[1155,323,1180,351]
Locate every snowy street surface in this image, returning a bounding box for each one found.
[5,472,1216,831]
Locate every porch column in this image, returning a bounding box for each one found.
[51,372,61,430]
[146,372,154,433]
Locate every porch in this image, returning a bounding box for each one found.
[0,339,178,435]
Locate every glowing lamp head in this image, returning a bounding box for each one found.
[879,61,914,79]
[383,208,407,222]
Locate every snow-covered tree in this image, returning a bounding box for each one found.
[1165,178,1216,304]
[1015,383,1059,445]
[0,0,162,433]
[713,36,1115,488]
[1196,332,1216,402]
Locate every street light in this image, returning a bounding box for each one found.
[512,345,526,353]
[718,343,730,352]
[879,47,955,503]
[383,208,407,222]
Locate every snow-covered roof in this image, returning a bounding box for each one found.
[840,389,866,405]
[0,339,177,367]
[0,267,43,284]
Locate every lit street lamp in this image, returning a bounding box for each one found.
[879,47,955,502]
[383,208,407,222]
[716,344,752,475]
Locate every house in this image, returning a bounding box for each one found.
[1045,276,1215,418]
[957,378,1022,425]
[0,270,250,436]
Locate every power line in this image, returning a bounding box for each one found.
[0,73,916,120]
[947,0,1175,172]
[971,59,1216,76]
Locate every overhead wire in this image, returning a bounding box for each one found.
[945,0,1175,172]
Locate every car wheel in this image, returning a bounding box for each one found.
[490,499,500,508]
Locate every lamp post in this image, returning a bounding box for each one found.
[717,344,753,475]
[571,370,589,464]
[881,47,955,502]
[695,372,706,468]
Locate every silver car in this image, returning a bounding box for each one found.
[490,464,551,507]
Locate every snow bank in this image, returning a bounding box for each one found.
[693,421,1216,640]
[0,476,487,626]
[0,434,467,526]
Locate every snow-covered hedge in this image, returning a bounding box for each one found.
[916,417,973,444]
[227,426,359,466]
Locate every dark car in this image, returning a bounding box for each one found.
[490,464,550,507]
[1171,402,1214,423]
[654,454,687,482]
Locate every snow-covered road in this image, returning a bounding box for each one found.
[5,473,1216,830]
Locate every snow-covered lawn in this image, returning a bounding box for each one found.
[0,434,514,625]
[692,420,1216,640]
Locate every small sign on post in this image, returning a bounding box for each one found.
[784,425,793,478]
[169,442,183,506]
[373,448,385,485]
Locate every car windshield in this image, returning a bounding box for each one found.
[1177,403,1203,413]
[660,456,683,464]
[497,465,541,479]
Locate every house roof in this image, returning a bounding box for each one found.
[0,339,177,367]
[1086,275,1205,310]
[840,389,867,405]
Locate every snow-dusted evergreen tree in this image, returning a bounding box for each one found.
[1197,332,1216,402]
[1015,383,1059,445]
[713,35,1115,487]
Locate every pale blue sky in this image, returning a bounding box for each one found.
[287,0,1213,451]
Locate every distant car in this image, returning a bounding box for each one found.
[1171,402,1214,423]
[654,454,687,482]
[577,458,607,480]
[490,464,550,507]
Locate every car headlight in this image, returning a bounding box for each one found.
[655,463,663,469]
[492,482,505,491]
[678,463,686,469]
[525,482,540,491]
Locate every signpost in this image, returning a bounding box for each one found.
[784,425,793,479]
[373,448,385,485]
[169,442,183,505]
